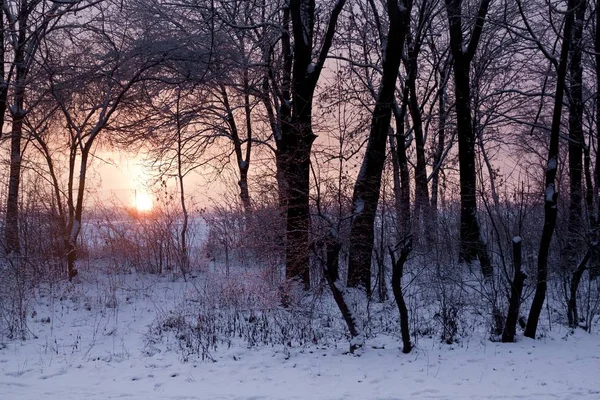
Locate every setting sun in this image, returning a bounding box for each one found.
[134,191,153,212]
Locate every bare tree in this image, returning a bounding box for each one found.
[347,0,412,295]
[403,0,437,241]
[591,0,600,279]
[520,0,576,338]
[280,0,348,289]
[32,0,209,279]
[429,43,452,223]
[4,0,94,256]
[142,85,209,277]
[564,0,590,328]
[444,0,493,277]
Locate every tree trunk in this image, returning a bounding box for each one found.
[502,237,527,343]
[431,61,450,221]
[389,113,411,242]
[67,148,91,281]
[525,0,575,339]
[281,109,314,288]
[567,249,591,328]
[240,68,253,211]
[221,85,252,212]
[347,0,411,295]
[177,165,189,278]
[5,56,27,256]
[175,90,189,278]
[561,0,586,274]
[454,58,491,276]
[405,40,430,241]
[390,240,413,353]
[258,70,287,246]
[323,233,363,353]
[4,4,28,256]
[178,175,189,277]
[591,0,600,279]
[0,1,7,142]
[5,109,24,255]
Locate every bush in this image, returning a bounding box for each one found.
[0,256,33,341]
[144,271,347,361]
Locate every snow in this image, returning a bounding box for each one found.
[353,198,364,215]
[348,332,364,348]
[545,183,556,203]
[405,131,413,148]
[2,271,600,400]
[69,220,81,243]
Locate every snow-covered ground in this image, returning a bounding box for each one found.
[1,271,600,400]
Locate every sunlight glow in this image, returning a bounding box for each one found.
[134,191,153,212]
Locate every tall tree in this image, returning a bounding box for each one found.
[522,0,576,338]
[142,85,207,278]
[562,0,586,275]
[278,0,347,288]
[4,0,92,255]
[347,0,412,295]
[403,0,435,240]
[429,48,452,222]
[592,0,600,278]
[0,0,8,142]
[563,0,587,327]
[444,0,493,277]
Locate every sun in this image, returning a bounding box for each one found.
[134,191,153,212]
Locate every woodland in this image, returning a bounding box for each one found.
[0,0,599,386]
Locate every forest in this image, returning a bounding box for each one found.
[0,0,600,398]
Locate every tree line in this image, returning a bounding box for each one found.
[0,0,598,351]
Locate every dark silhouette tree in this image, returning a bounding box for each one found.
[523,0,576,339]
[444,0,493,277]
[4,0,92,256]
[277,0,348,289]
[347,0,412,295]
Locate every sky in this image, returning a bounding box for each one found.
[91,149,226,213]
[92,150,156,209]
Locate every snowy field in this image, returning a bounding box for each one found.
[1,269,600,400]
